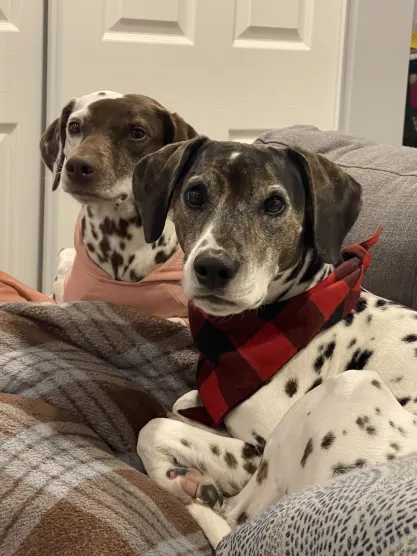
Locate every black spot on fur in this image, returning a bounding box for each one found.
[224,452,238,469]
[324,341,336,359]
[390,442,400,451]
[403,334,417,343]
[98,91,106,96]
[90,224,98,240]
[314,355,325,373]
[305,377,323,393]
[129,213,142,227]
[398,397,411,407]
[100,217,116,236]
[356,298,367,313]
[366,426,376,435]
[356,416,369,429]
[348,338,357,348]
[285,378,298,397]
[99,236,110,260]
[389,420,395,428]
[375,407,381,415]
[393,376,404,383]
[244,462,257,475]
[111,251,123,280]
[371,379,381,389]
[152,242,157,250]
[128,254,135,265]
[345,349,374,371]
[199,484,222,508]
[367,314,373,324]
[237,512,248,525]
[300,438,313,468]
[87,243,95,252]
[180,439,191,448]
[210,445,220,456]
[119,241,126,251]
[386,453,396,461]
[81,216,86,239]
[257,459,269,484]
[321,431,335,449]
[333,459,366,476]
[252,433,266,451]
[242,443,260,460]
[375,299,387,308]
[344,313,354,326]
[158,235,165,247]
[155,251,169,265]
[342,430,347,435]
[398,427,406,436]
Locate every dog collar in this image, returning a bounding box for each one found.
[180,228,381,427]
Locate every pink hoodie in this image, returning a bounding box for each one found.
[63,218,189,323]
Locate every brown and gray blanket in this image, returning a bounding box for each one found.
[0,300,211,555]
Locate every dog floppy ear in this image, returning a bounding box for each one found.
[165,111,198,143]
[286,147,362,264]
[133,136,208,244]
[40,99,75,191]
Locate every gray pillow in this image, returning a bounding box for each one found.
[256,126,417,309]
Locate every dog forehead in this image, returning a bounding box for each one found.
[70,91,123,120]
[85,94,164,129]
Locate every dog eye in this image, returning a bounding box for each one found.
[185,185,206,208]
[264,195,285,215]
[129,127,146,140]
[68,121,81,135]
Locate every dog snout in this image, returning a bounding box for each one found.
[194,251,239,289]
[66,156,96,182]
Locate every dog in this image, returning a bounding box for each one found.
[40,91,197,307]
[132,137,417,548]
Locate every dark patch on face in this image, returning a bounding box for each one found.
[344,313,354,326]
[237,512,248,525]
[300,438,313,468]
[366,426,376,435]
[155,251,170,265]
[366,314,373,324]
[111,251,123,280]
[130,269,141,281]
[87,243,95,252]
[321,431,335,449]
[99,236,110,260]
[199,484,222,508]
[210,445,220,456]
[256,459,269,484]
[375,299,387,308]
[87,206,94,218]
[244,462,257,475]
[348,338,357,348]
[371,379,381,389]
[403,334,417,343]
[180,439,191,448]
[284,377,298,397]
[390,442,400,451]
[242,443,260,460]
[224,452,238,469]
[345,348,373,371]
[332,459,366,476]
[252,433,266,451]
[158,235,165,247]
[305,377,323,393]
[81,216,86,239]
[355,297,367,313]
[398,397,411,407]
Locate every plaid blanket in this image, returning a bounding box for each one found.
[0,300,211,555]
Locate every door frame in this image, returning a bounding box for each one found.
[41,0,414,292]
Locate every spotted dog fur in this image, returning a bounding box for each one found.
[40,91,197,300]
[133,138,417,548]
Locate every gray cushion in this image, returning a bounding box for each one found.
[256,126,417,309]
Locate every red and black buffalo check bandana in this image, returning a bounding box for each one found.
[179,229,381,427]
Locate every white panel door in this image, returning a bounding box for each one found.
[0,0,44,288]
[43,0,348,291]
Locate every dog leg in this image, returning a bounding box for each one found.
[53,247,76,303]
[137,418,260,509]
[221,370,417,528]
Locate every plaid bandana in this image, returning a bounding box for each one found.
[179,229,381,427]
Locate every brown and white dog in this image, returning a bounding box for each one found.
[133,137,417,548]
[40,91,197,311]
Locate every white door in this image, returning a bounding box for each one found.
[0,0,44,288]
[43,0,348,291]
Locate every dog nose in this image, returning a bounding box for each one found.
[66,156,96,182]
[194,251,239,289]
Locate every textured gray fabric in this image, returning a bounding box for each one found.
[216,452,417,556]
[256,126,417,309]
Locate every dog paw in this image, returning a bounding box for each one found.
[166,467,223,510]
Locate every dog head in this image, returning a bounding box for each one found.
[133,138,362,316]
[40,91,197,205]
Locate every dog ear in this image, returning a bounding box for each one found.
[286,147,362,264]
[40,99,75,191]
[163,111,198,144]
[133,136,208,243]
